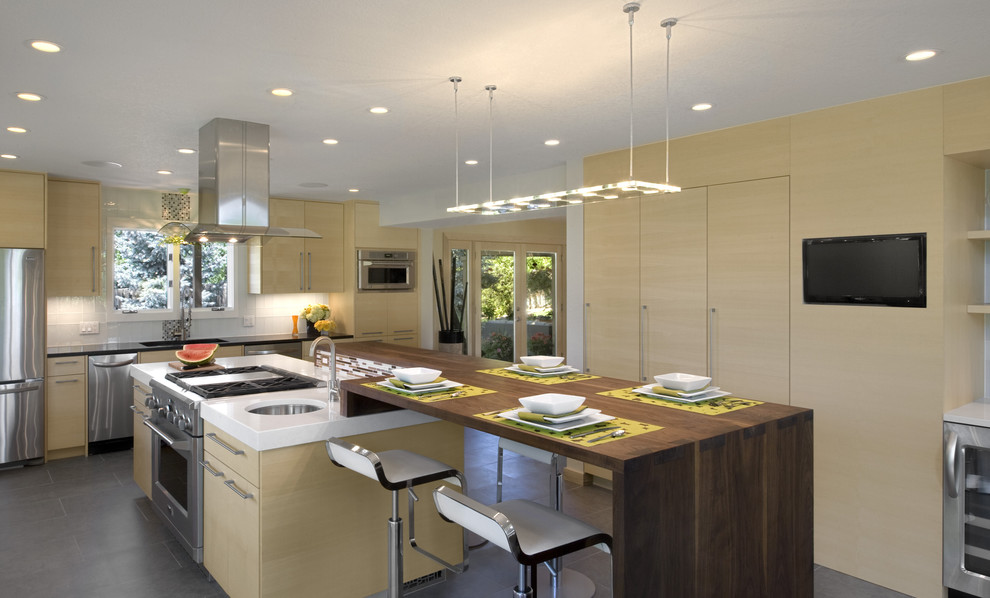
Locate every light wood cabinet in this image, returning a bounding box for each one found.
[201,420,462,598]
[583,199,641,380]
[354,201,418,249]
[46,179,100,296]
[640,187,709,379]
[45,356,87,459]
[354,291,419,345]
[132,382,152,497]
[0,169,45,249]
[249,198,344,294]
[584,178,789,401]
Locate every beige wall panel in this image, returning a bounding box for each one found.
[944,76,990,164]
[790,87,945,597]
[640,187,709,379]
[942,157,985,412]
[439,215,566,245]
[583,200,641,380]
[0,169,45,248]
[583,118,790,189]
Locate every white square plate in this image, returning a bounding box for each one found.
[377,380,463,395]
[506,365,580,377]
[497,408,614,432]
[632,386,731,403]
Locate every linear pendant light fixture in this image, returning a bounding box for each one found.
[447,1,679,216]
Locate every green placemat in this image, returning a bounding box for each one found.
[477,367,601,385]
[598,387,762,415]
[362,382,496,403]
[474,409,662,445]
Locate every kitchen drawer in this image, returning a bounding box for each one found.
[47,356,87,376]
[204,422,260,487]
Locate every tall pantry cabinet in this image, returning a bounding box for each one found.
[584,177,790,403]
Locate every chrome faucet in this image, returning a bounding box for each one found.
[179,287,194,340]
[309,336,339,403]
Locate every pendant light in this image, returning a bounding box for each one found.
[447,1,679,216]
[449,76,462,210]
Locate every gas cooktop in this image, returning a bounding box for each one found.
[165,365,324,399]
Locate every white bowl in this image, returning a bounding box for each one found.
[518,393,585,415]
[519,355,565,368]
[393,367,442,385]
[654,373,712,392]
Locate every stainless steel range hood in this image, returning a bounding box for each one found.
[185,118,320,244]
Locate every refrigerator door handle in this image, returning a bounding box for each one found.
[0,383,43,395]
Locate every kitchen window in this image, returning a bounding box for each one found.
[111,227,234,315]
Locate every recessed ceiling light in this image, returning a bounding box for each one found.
[271,88,294,97]
[157,170,173,175]
[544,139,560,146]
[465,160,478,165]
[177,148,196,154]
[369,107,389,114]
[691,103,713,111]
[16,92,43,102]
[299,182,328,188]
[6,127,28,133]
[348,188,359,193]
[1,154,18,160]
[905,49,937,61]
[82,160,123,168]
[322,138,339,145]
[29,40,61,53]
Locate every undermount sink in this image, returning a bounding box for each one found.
[139,337,228,348]
[246,398,326,416]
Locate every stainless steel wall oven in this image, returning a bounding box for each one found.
[357,249,415,291]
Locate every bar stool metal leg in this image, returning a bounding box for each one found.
[388,490,402,598]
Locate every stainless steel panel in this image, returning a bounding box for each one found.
[944,421,990,596]
[244,342,301,359]
[0,380,44,464]
[0,248,44,381]
[88,353,138,443]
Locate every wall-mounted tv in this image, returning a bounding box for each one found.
[802,233,927,308]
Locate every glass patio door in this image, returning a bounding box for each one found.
[479,247,516,361]
[524,250,557,357]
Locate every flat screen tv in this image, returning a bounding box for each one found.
[802,233,926,307]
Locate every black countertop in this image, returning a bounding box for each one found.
[46,332,354,357]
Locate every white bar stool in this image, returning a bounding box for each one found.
[497,437,597,597]
[434,485,612,598]
[327,437,468,598]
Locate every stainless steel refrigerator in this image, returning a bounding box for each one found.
[0,248,45,466]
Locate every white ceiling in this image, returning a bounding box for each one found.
[3,0,989,219]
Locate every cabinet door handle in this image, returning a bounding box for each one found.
[362,331,384,336]
[224,479,254,500]
[55,359,80,365]
[206,432,245,455]
[308,252,313,290]
[640,305,647,382]
[392,329,414,334]
[91,246,97,293]
[708,307,716,379]
[583,302,590,373]
[299,252,305,291]
[54,378,81,384]
[200,460,224,477]
[129,404,147,418]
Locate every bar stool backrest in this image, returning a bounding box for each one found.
[327,438,383,484]
[434,485,515,553]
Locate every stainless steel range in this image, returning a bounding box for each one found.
[145,365,324,562]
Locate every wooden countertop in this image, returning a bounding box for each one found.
[337,342,810,473]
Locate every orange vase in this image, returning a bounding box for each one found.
[291,315,299,335]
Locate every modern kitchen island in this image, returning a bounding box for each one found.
[335,342,814,598]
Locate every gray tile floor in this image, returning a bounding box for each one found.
[0,430,915,597]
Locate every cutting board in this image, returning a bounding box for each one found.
[168,361,225,372]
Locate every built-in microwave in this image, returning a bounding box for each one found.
[357,249,416,291]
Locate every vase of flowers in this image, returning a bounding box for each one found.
[300,303,336,336]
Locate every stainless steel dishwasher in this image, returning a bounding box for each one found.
[88,353,138,453]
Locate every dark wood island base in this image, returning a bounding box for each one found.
[336,342,813,598]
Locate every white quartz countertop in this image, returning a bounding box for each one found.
[130,354,438,452]
[945,398,990,427]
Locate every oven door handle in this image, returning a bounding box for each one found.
[143,419,177,446]
[945,428,960,499]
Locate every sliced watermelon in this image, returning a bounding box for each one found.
[176,343,219,366]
